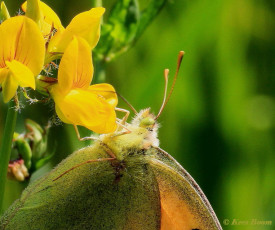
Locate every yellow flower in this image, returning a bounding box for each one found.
[47,7,105,51]
[0,16,45,103]
[49,37,117,134]
[21,0,63,36]
[22,0,105,63]
[46,7,105,63]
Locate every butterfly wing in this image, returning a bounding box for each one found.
[149,147,222,230]
[1,143,222,230]
[0,144,162,230]
[0,145,112,229]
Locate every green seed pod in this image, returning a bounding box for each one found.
[0,109,222,230]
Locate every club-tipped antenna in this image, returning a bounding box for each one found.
[116,92,138,115]
[155,51,185,120]
[155,69,169,119]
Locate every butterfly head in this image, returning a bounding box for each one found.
[128,108,159,149]
[135,109,157,129]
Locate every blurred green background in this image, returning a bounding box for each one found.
[1,0,274,229]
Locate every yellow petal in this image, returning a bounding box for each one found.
[0,68,9,84]
[48,7,105,53]
[52,88,117,134]
[88,84,118,108]
[57,37,93,93]
[86,113,117,134]
[6,60,35,89]
[44,29,63,63]
[0,16,45,76]
[53,98,71,124]
[22,1,64,31]
[2,72,18,103]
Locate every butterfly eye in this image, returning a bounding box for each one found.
[139,117,155,128]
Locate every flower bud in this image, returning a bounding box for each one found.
[0,1,10,22]
[7,160,29,182]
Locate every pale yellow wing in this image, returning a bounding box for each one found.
[149,147,222,230]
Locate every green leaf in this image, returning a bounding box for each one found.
[95,0,140,61]
[34,148,55,170]
[94,0,167,62]
[136,0,167,39]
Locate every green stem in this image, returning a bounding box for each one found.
[91,0,102,7]
[0,99,18,214]
[94,60,106,84]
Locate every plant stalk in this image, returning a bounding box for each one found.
[94,60,106,84]
[92,0,102,7]
[0,98,18,214]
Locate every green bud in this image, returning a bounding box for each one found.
[0,1,10,21]
[35,75,57,97]
[24,119,53,171]
[10,120,52,175]
[25,119,47,160]
[25,0,44,28]
[14,138,32,169]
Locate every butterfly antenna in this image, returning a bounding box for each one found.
[155,69,169,119]
[116,92,138,115]
[155,51,185,120]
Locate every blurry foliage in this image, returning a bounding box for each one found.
[1,0,274,228]
[94,0,167,62]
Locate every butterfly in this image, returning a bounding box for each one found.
[0,51,222,230]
